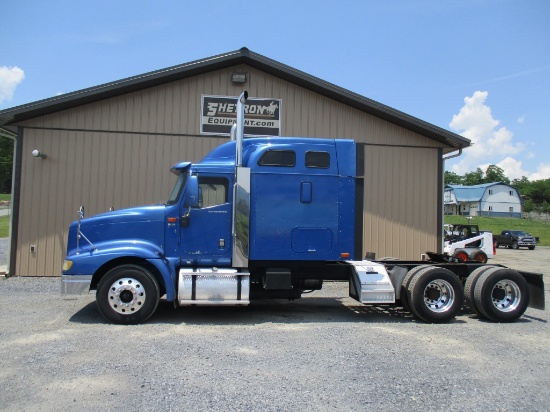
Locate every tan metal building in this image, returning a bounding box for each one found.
[0,48,470,276]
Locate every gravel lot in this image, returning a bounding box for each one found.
[0,247,549,411]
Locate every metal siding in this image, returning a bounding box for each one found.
[362,145,439,260]
[15,64,446,275]
[16,128,226,276]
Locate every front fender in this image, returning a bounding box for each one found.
[63,240,178,300]
[145,257,178,301]
[64,239,165,274]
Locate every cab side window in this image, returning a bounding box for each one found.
[198,177,228,208]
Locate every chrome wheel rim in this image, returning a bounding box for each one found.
[108,277,146,314]
[491,280,521,312]
[423,280,455,312]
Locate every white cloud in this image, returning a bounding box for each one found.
[517,115,525,123]
[529,163,550,181]
[0,66,25,104]
[448,91,524,176]
[496,157,529,180]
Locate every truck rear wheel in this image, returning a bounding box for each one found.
[97,264,160,325]
[464,265,497,315]
[400,265,430,313]
[473,268,529,322]
[406,267,464,323]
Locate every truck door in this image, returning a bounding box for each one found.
[180,175,233,267]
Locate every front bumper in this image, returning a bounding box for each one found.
[60,274,92,295]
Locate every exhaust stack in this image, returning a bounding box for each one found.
[235,91,248,166]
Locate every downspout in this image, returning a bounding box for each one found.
[442,148,462,162]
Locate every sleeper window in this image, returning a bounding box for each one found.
[258,150,296,167]
[306,151,330,168]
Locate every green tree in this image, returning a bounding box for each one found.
[444,171,463,185]
[463,168,484,185]
[541,200,550,220]
[0,136,14,194]
[523,199,535,217]
[484,165,510,184]
[512,176,531,197]
[529,179,550,205]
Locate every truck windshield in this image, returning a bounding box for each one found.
[510,231,528,236]
[166,173,187,205]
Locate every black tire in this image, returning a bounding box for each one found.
[96,264,160,324]
[511,241,518,250]
[452,249,469,262]
[406,267,464,323]
[464,265,497,315]
[494,241,499,249]
[400,265,430,313]
[528,246,535,250]
[470,250,488,263]
[473,268,529,322]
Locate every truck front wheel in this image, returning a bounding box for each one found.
[406,267,464,323]
[96,264,160,324]
[511,241,518,250]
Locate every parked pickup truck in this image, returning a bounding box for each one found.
[494,230,536,250]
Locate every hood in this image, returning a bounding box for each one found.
[67,205,166,254]
[84,204,166,225]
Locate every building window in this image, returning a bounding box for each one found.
[509,207,514,212]
[488,206,493,211]
[489,189,493,195]
[258,150,296,167]
[509,191,513,196]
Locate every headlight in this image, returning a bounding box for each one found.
[62,260,73,271]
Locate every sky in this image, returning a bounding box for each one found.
[1,0,549,181]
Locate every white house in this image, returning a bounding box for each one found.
[444,182,522,218]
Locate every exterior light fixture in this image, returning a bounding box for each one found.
[231,72,247,83]
[32,149,46,159]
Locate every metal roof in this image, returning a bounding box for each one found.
[445,182,509,202]
[0,47,470,149]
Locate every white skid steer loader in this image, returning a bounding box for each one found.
[443,224,495,263]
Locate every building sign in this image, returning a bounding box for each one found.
[201,95,281,136]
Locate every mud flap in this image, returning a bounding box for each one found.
[518,270,545,310]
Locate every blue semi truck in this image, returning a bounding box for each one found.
[61,92,545,324]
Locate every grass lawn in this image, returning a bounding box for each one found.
[444,215,550,246]
[0,194,11,202]
[0,215,9,238]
